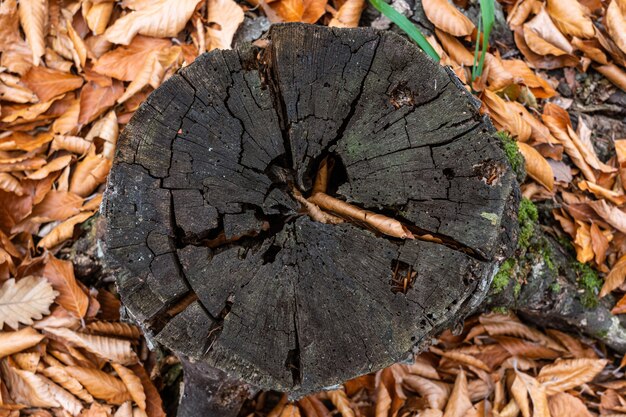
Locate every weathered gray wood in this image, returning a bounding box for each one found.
[103,23,519,400]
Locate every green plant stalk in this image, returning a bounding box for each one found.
[472,0,495,80]
[369,0,440,61]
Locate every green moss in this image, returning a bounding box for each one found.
[574,262,602,308]
[550,282,561,293]
[492,258,515,294]
[513,282,522,297]
[491,306,509,314]
[497,131,524,177]
[539,240,556,272]
[518,198,538,250]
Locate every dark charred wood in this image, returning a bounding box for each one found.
[102,22,519,408]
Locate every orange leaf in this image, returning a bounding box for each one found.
[606,0,626,56]
[422,0,475,37]
[42,254,89,318]
[595,63,626,92]
[589,199,626,234]
[517,142,554,191]
[78,78,124,126]
[271,0,305,21]
[0,328,44,359]
[65,366,132,405]
[328,0,365,27]
[22,67,84,103]
[601,254,626,297]
[18,0,47,66]
[206,0,245,48]
[523,8,574,56]
[442,369,472,417]
[130,364,167,417]
[537,358,608,394]
[38,211,96,249]
[111,363,146,410]
[546,0,595,38]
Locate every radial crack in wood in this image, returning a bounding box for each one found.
[102,23,519,398]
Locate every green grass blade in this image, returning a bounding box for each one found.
[369,0,440,61]
[471,18,482,81]
[476,0,495,77]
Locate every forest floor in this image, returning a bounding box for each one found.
[1,0,626,416]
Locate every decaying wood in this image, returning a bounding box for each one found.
[102,22,518,404]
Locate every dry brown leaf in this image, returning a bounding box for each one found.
[86,111,118,160]
[548,392,593,417]
[574,221,594,263]
[92,36,172,81]
[0,276,57,329]
[129,364,166,417]
[422,0,475,36]
[430,347,491,372]
[517,142,554,191]
[537,358,608,394]
[515,371,550,417]
[590,222,610,265]
[308,193,414,239]
[510,375,531,417]
[589,199,626,234]
[21,67,84,103]
[85,322,142,340]
[44,327,138,365]
[41,376,84,416]
[600,254,626,297]
[0,358,59,408]
[523,8,574,56]
[51,135,92,155]
[403,375,450,410]
[206,0,245,49]
[38,211,95,249]
[595,63,626,92]
[578,180,626,206]
[435,29,474,66]
[26,154,73,180]
[84,1,114,35]
[327,389,356,417]
[78,78,124,126]
[328,0,365,27]
[442,369,472,417]
[513,29,580,70]
[65,366,132,405]
[69,148,113,197]
[0,0,21,51]
[105,0,202,45]
[0,328,44,359]
[41,365,94,403]
[279,404,302,417]
[42,254,89,318]
[481,90,531,141]
[546,0,595,38]
[606,0,626,55]
[542,103,596,182]
[572,37,609,64]
[479,313,563,350]
[18,0,48,66]
[111,363,146,410]
[0,173,25,196]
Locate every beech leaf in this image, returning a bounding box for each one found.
[0,276,58,329]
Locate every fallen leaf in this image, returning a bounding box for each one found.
[41,376,84,416]
[442,369,472,417]
[538,358,608,393]
[84,1,115,36]
[515,371,550,417]
[0,328,44,359]
[329,0,365,27]
[26,154,73,180]
[517,142,554,191]
[18,0,48,66]
[129,364,166,417]
[606,0,626,55]
[105,0,202,45]
[422,0,475,37]
[69,148,113,197]
[595,63,626,92]
[111,363,146,410]
[78,78,124,125]
[42,254,89,318]
[21,67,83,104]
[403,375,450,410]
[481,90,531,141]
[0,358,59,408]
[92,36,172,81]
[327,389,356,417]
[523,8,574,56]
[589,199,626,234]
[38,211,95,249]
[40,365,94,403]
[0,276,57,329]
[206,0,244,49]
[44,327,138,365]
[546,0,595,38]
[65,366,132,405]
[600,254,626,297]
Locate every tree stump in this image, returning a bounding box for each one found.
[103,23,519,401]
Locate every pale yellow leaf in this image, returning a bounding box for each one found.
[0,276,58,330]
[104,0,203,45]
[44,327,139,365]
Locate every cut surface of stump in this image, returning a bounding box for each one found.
[103,23,519,396]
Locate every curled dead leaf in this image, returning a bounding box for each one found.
[65,366,132,405]
[546,0,595,38]
[517,142,555,191]
[329,0,365,27]
[422,0,475,37]
[0,328,44,359]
